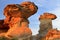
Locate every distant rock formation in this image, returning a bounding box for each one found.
[39,12,57,20]
[0,1,38,40]
[46,29,60,40]
[38,12,57,40]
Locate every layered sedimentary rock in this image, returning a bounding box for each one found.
[5,19,32,40]
[46,29,60,40]
[39,12,57,20]
[39,19,52,36]
[38,12,57,40]
[4,1,38,28]
[0,1,38,40]
[0,1,60,40]
[4,1,38,19]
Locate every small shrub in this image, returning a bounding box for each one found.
[0,36,7,40]
[11,37,18,40]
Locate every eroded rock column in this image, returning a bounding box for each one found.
[2,1,38,40]
[38,12,57,40]
[39,19,52,37]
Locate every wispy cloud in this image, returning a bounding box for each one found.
[49,7,60,30]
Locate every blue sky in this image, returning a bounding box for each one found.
[0,0,60,35]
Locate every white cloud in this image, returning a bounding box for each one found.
[49,7,60,30]
[31,27,39,35]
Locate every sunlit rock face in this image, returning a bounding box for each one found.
[39,12,57,20]
[0,1,38,40]
[3,1,38,28]
[4,1,38,18]
[37,13,57,40]
[46,29,60,40]
[20,1,38,18]
[5,19,32,39]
